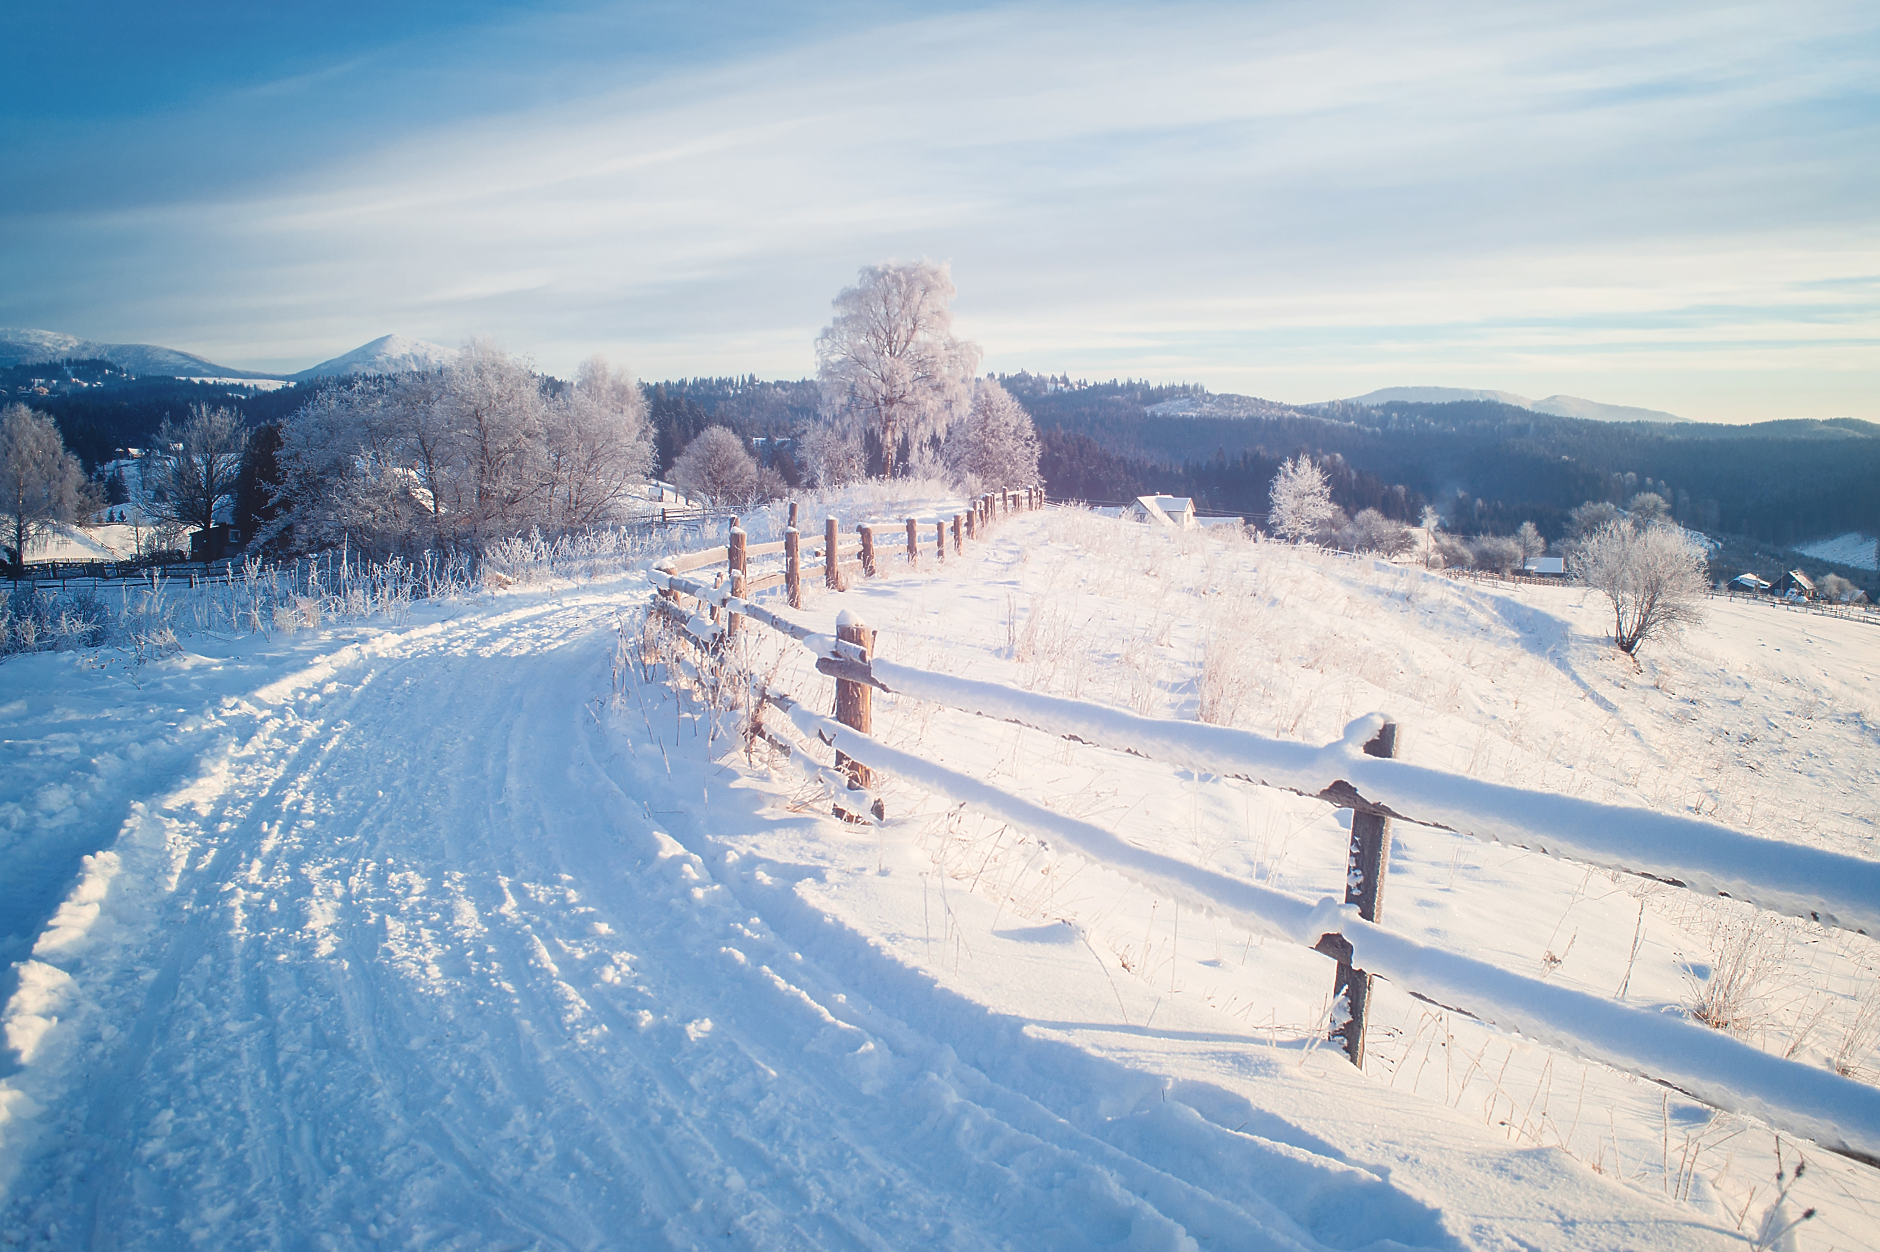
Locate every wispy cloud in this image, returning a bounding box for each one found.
[3,0,1874,420]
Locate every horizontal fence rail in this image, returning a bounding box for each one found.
[762,684,1880,1164]
[643,488,1880,1166]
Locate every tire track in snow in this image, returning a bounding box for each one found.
[4,591,1462,1250]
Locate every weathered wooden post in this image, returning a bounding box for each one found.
[784,527,802,609]
[859,525,877,578]
[934,520,946,563]
[965,508,976,541]
[726,518,747,638]
[951,514,963,553]
[825,517,843,590]
[833,613,878,812]
[1330,721,1400,1067]
[905,518,919,568]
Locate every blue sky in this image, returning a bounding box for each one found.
[2,0,1874,421]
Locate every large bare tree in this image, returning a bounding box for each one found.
[815,261,980,480]
[147,404,249,537]
[1,403,96,573]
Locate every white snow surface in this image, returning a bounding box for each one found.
[5,503,1879,1248]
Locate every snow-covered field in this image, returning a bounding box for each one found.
[4,502,1877,1249]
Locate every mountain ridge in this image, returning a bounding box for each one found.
[1334,385,1689,424]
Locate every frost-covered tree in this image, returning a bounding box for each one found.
[1626,492,1671,529]
[943,378,1040,491]
[798,422,867,488]
[147,404,248,536]
[1515,521,1545,563]
[544,356,654,530]
[279,342,660,553]
[1346,508,1414,556]
[1567,500,1621,540]
[815,261,981,479]
[672,426,763,506]
[1471,534,1524,574]
[1571,519,1708,654]
[428,339,549,542]
[1267,455,1337,543]
[1,403,95,573]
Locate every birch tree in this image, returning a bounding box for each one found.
[815,261,980,479]
[1,403,95,573]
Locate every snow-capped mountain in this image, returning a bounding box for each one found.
[1336,385,1688,424]
[0,327,274,379]
[290,334,458,381]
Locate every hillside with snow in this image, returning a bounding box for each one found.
[3,501,1877,1248]
[0,328,273,380]
[290,334,459,380]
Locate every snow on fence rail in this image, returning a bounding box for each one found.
[644,489,1880,1164]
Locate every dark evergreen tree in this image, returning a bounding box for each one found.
[234,422,286,552]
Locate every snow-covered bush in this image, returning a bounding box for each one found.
[671,426,781,507]
[1343,508,1414,557]
[1571,519,1708,654]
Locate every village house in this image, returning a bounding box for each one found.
[1772,569,1816,599]
[1125,495,1198,530]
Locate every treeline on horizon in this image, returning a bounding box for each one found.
[17,359,1878,575]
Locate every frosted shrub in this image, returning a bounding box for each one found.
[1687,913,1786,1036]
[1,586,103,655]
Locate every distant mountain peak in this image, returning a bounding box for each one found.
[1332,385,1687,424]
[290,335,459,381]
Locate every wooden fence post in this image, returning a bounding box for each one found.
[934,520,946,563]
[859,525,877,578]
[965,509,976,541]
[1331,721,1400,1067]
[726,519,747,638]
[833,613,881,817]
[825,517,844,590]
[784,527,801,608]
[906,518,919,568]
[951,514,963,553]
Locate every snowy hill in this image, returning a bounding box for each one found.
[1144,393,1311,420]
[0,327,276,380]
[3,501,1877,1246]
[1337,385,1690,423]
[289,334,458,380]
[1797,531,1879,571]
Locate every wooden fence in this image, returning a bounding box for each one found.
[645,488,1880,1165]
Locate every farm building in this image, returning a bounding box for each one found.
[1773,570,1817,599]
[1523,556,1566,577]
[1126,495,1198,530]
[1730,573,1771,592]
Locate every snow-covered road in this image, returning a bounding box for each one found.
[1,581,1756,1248]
